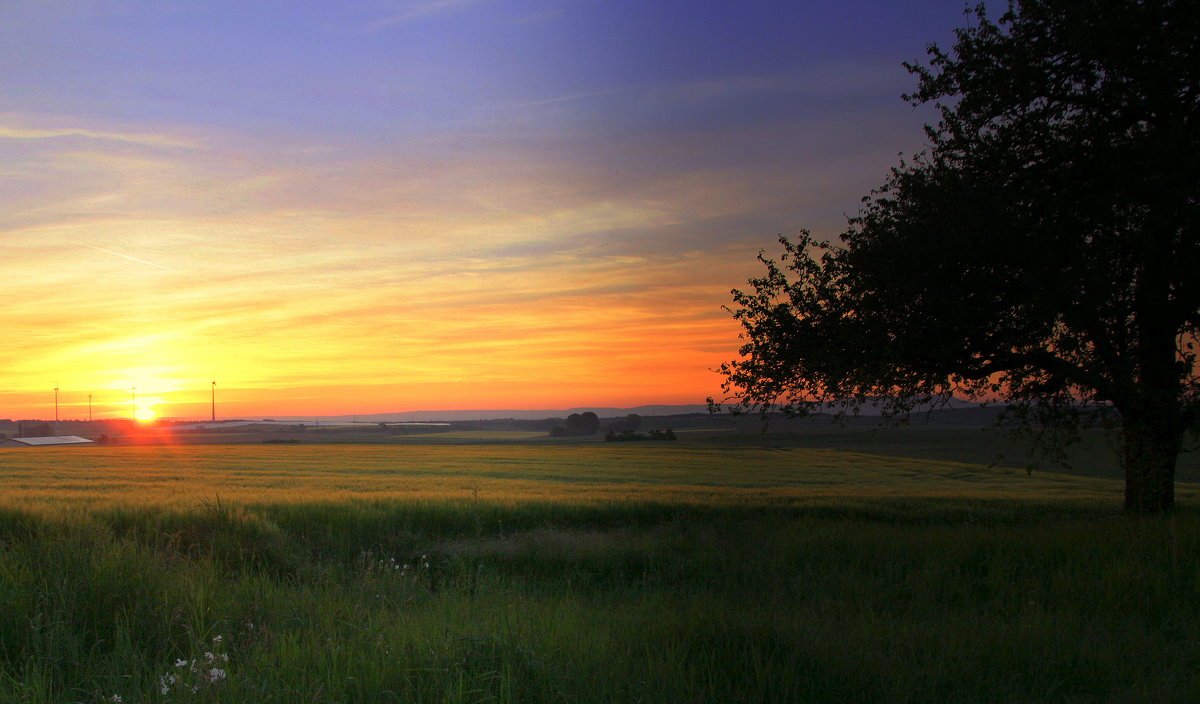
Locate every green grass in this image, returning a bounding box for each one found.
[3,442,1190,509]
[1,444,1199,702]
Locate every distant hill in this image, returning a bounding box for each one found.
[262,400,997,424]
[267,405,713,423]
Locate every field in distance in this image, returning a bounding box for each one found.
[25,409,1199,484]
[2,442,1191,511]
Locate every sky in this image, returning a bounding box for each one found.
[0,0,969,420]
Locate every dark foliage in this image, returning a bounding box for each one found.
[550,411,602,437]
[604,428,677,442]
[713,0,1200,513]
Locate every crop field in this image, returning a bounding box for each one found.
[2,442,1200,703]
[2,442,1188,510]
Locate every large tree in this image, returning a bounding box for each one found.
[714,0,1199,513]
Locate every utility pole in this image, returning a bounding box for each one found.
[54,384,59,423]
[211,380,216,422]
[88,394,93,422]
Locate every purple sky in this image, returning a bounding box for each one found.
[0,1,973,417]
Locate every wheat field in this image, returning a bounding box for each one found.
[0,442,1159,511]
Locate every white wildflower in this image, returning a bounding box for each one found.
[163,637,231,696]
[160,672,178,695]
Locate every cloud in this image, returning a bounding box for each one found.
[364,0,489,31]
[489,86,633,111]
[0,122,200,149]
[0,97,922,415]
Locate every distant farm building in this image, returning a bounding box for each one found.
[0,436,95,447]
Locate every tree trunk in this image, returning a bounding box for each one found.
[1121,412,1183,514]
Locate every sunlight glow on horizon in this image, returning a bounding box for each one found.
[0,2,968,419]
[0,139,754,418]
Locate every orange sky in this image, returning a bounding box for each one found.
[1,179,752,418]
[0,111,922,424]
[0,129,764,418]
[0,2,960,420]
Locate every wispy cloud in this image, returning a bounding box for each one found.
[364,0,488,31]
[0,0,978,417]
[0,123,199,149]
[490,86,633,111]
[0,93,921,416]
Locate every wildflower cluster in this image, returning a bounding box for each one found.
[159,635,229,698]
[401,554,432,575]
[362,550,431,577]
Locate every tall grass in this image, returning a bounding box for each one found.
[1,497,1199,703]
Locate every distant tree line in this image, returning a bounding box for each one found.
[549,412,600,437]
[606,414,643,433]
[548,412,676,439]
[605,428,676,442]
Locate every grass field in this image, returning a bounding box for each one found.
[4,442,1192,510]
[2,442,1199,702]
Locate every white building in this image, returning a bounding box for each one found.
[0,436,95,447]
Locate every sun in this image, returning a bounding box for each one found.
[134,407,157,422]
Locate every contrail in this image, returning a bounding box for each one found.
[87,243,366,328]
[85,244,214,281]
[492,86,631,111]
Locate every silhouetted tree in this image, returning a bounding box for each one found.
[714,0,1199,513]
[553,411,602,437]
[573,411,600,435]
[606,413,645,433]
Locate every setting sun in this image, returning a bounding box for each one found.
[134,407,157,422]
[0,0,962,422]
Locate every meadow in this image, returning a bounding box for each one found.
[1,440,1199,703]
